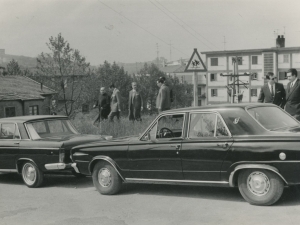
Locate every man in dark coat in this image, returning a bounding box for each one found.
[108,83,122,121]
[128,82,143,121]
[156,77,171,113]
[285,68,300,117]
[93,87,110,125]
[258,72,286,108]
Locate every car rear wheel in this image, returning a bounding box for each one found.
[92,162,122,195]
[21,162,44,188]
[238,169,284,206]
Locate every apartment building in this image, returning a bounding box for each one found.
[201,36,300,104]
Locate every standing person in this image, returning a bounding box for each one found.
[108,83,122,121]
[257,72,286,108]
[285,68,300,117]
[93,87,111,125]
[128,82,143,121]
[156,77,171,113]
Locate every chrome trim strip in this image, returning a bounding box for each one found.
[23,123,32,140]
[71,163,80,173]
[0,169,18,173]
[229,164,288,187]
[45,163,67,170]
[125,178,229,185]
[73,152,89,156]
[89,156,125,181]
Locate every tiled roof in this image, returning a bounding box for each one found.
[0,75,56,101]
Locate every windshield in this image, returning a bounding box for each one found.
[247,106,299,130]
[26,119,79,139]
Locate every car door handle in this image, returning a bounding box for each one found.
[14,142,20,145]
[170,144,181,150]
[217,142,228,148]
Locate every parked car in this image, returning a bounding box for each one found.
[0,115,106,188]
[71,103,300,206]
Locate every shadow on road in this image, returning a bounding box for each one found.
[121,183,300,206]
[0,173,93,189]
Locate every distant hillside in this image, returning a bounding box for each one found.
[1,54,37,69]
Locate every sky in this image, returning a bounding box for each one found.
[1,0,300,66]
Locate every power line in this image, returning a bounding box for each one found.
[98,0,189,57]
[148,0,213,50]
[153,0,219,50]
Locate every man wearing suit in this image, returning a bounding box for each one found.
[258,72,286,108]
[128,82,143,121]
[93,87,111,125]
[108,84,122,121]
[156,77,171,113]
[285,68,300,117]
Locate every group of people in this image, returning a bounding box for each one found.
[258,68,300,118]
[93,76,171,124]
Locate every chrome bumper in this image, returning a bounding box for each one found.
[45,163,79,172]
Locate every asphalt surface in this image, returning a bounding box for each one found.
[1,173,300,225]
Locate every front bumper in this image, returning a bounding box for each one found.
[45,163,79,173]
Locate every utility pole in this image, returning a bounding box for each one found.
[156,43,159,66]
[169,40,172,61]
[223,36,226,51]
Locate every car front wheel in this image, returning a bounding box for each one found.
[21,162,44,188]
[238,169,284,206]
[92,162,122,195]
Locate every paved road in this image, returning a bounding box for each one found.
[1,173,300,225]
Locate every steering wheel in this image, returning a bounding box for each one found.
[158,127,174,138]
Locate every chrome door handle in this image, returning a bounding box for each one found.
[170,144,181,150]
[217,142,228,148]
[14,142,20,145]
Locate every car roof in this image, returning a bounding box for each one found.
[0,115,68,123]
[164,103,276,113]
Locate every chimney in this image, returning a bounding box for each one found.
[276,35,285,48]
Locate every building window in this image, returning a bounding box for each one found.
[283,54,289,63]
[237,57,243,65]
[29,105,39,115]
[251,89,257,97]
[252,56,258,65]
[197,87,202,96]
[251,73,258,80]
[279,72,287,80]
[211,89,218,97]
[5,107,16,117]
[82,104,89,113]
[211,58,218,66]
[210,74,217,81]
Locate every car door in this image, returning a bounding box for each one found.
[181,112,233,182]
[0,123,21,171]
[127,113,186,180]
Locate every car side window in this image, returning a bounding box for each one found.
[189,113,216,138]
[0,123,20,139]
[216,116,229,137]
[157,114,184,139]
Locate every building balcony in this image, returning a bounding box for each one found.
[198,93,206,99]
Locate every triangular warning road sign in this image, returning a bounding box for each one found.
[185,48,207,72]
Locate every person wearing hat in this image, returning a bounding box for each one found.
[285,68,300,117]
[257,72,286,108]
[156,77,171,113]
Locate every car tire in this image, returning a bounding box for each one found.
[92,162,122,195]
[238,169,284,206]
[71,170,86,178]
[21,162,44,188]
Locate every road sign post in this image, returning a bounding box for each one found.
[185,48,207,107]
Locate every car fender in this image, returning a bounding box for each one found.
[16,158,39,174]
[228,163,288,187]
[88,156,125,181]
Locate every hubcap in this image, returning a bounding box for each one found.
[247,171,270,196]
[98,168,112,187]
[22,163,36,185]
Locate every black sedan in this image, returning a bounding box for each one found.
[71,103,300,206]
[0,115,105,188]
